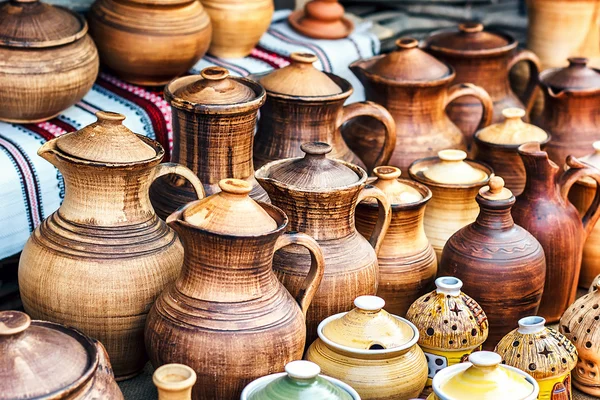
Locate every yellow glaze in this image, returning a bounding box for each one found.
[538,374,572,400]
[422,149,488,184]
[477,108,548,145]
[423,347,481,387]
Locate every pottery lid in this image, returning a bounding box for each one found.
[425,22,512,53]
[0,310,97,399]
[0,0,87,48]
[476,108,548,145]
[258,52,343,96]
[580,141,600,169]
[541,57,600,90]
[421,150,489,184]
[362,166,423,205]
[54,111,157,163]
[172,67,256,105]
[181,179,278,235]
[478,176,513,201]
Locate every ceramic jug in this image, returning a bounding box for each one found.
[18,111,205,379]
[255,142,392,344]
[252,52,396,172]
[343,38,493,172]
[145,178,325,400]
[288,0,354,39]
[355,166,437,316]
[150,66,268,219]
[153,364,196,400]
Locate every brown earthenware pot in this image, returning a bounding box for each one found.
[145,178,325,400]
[288,0,354,40]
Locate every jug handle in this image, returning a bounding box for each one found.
[507,49,541,116]
[338,101,397,172]
[446,83,494,133]
[274,232,325,318]
[356,185,392,254]
[153,163,206,200]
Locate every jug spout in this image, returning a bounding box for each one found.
[37,140,61,169]
[518,142,561,192]
[349,62,370,87]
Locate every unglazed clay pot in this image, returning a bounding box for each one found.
[288,0,354,40]
[0,310,123,400]
[150,67,268,219]
[253,52,396,172]
[0,0,98,123]
[88,0,211,86]
[495,316,578,400]
[406,277,489,395]
[344,38,493,172]
[513,142,600,322]
[18,112,205,380]
[153,364,197,400]
[306,296,428,400]
[355,166,436,317]
[255,142,392,344]
[145,179,325,400]
[408,149,492,260]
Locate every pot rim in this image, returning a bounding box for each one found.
[358,177,432,210]
[408,156,493,189]
[250,72,354,102]
[473,131,552,149]
[422,27,518,58]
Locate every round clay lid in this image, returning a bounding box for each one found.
[362,166,423,205]
[0,0,87,48]
[476,108,548,145]
[0,310,97,399]
[478,176,513,201]
[425,22,513,53]
[541,57,600,91]
[172,67,256,105]
[419,150,489,185]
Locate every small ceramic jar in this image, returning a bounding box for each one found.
[153,364,197,400]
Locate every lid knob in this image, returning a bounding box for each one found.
[301,141,333,157]
[200,67,230,81]
[488,176,504,194]
[568,57,589,68]
[96,111,126,125]
[153,363,197,394]
[469,351,502,368]
[218,179,252,196]
[373,166,402,180]
[354,295,386,312]
[435,276,463,296]
[502,107,526,121]
[290,52,319,66]
[438,149,467,162]
[0,310,31,336]
[459,22,484,34]
[517,316,546,335]
[285,360,321,380]
[396,38,419,50]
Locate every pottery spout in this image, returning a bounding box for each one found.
[37,140,61,169]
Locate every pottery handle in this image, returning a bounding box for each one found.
[507,49,541,116]
[153,163,205,200]
[338,101,397,172]
[274,232,325,318]
[446,83,494,132]
[356,185,392,254]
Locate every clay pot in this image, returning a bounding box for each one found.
[0,0,99,123]
[305,296,428,400]
[423,23,541,145]
[408,149,492,260]
[0,310,123,399]
[344,38,493,172]
[255,142,392,344]
[512,142,600,322]
[495,316,578,400]
[473,108,550,196]
[355,166,436,317]
[153,364,197,400]
[18,112,205,379]
[202,0,273,58]
[288,0,354,40]
[150,66,268,219]
[88,0,211,86]
[253,52,396,172]
[145,178,325,400]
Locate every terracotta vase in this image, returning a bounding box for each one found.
[88,0,212,86]
[408,149,492,260]
[512,142,600,322]
[423,22,541,146]
[153,364,197,400]
[145,178,325,400]
[18,112,205,380]
[255,142,392,344]
[253,52,396,172]
[150,67,268,219]
[0,0,98,123]
[288,0,354,40]
[355,166,437,317]
[202,0,273,58]
[0,310,123,399]
[305,296,429,400]
[343,38,493,172]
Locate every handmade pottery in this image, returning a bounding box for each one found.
[253,52,396,172]
[153,364,196,400]
[406,277,489,394]
[427,351,540,400]
[88,0,211,86]
[255,142,392,344]
[241,360,360,400]
[408,149,492,260]
[306,296,428,400]
[0,0,98,123]
[474,107,550,196]
[150,66,268,219]
[18,112,205,379]
[145,178,325,400]
[0,310,123,399]
[513,142,600,322]
[590,275,600,292]
[288,0,354,40]
[344,38,493,172]
[496,316,578,400]
[423,23,541,143]
[439,176,546,348]
[355,166,436,316]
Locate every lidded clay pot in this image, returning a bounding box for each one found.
[0,310,123,399]
[408,149,492,260]
[496,316,577,400]
[253,52,396,172]
[153,364,196,400]
[288,0,354,40]
[406,277,489,395]
[355,166,436,316]
[305,296,428,400]
[151,66,268,219]
[0,0,99,123]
